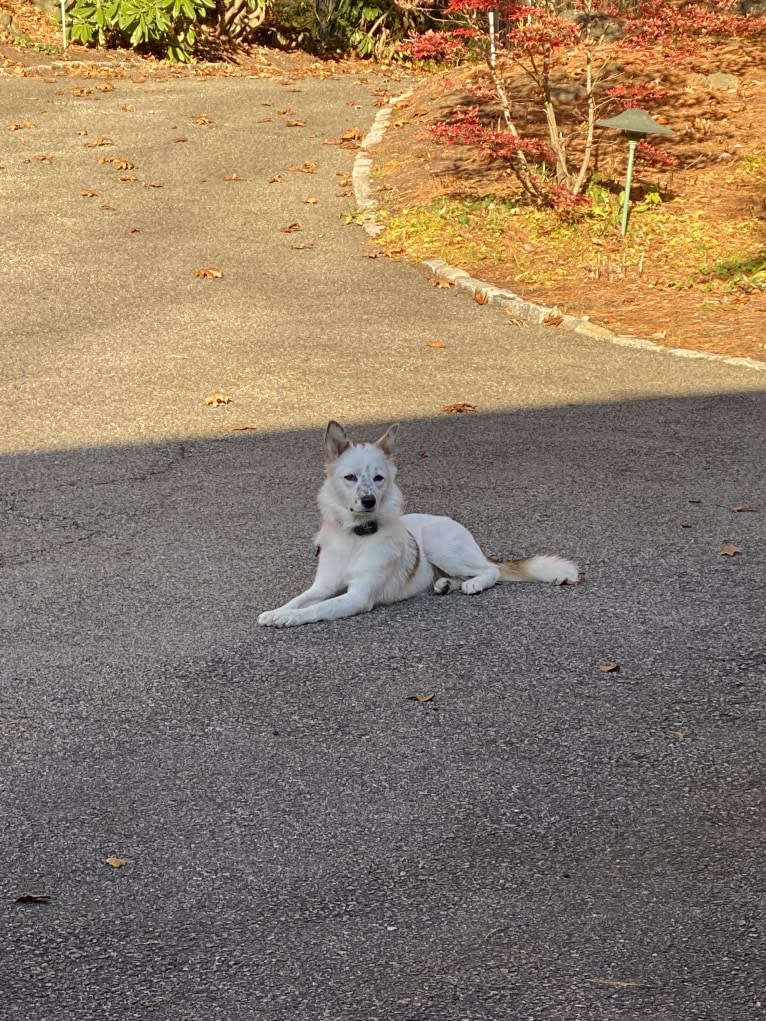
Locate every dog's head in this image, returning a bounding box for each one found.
[322,420,400,521]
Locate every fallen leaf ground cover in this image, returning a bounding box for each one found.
[372,39,766,363]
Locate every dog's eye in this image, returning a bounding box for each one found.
[374,475,384,482]
[343,473,357,482]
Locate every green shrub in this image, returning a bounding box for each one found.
[67,0,216,61]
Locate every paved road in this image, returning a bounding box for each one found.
[1,67,765,1020]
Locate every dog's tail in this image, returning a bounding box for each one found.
[497,555,581,585]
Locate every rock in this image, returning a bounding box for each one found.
[700,72,740,92]
[29,0,61,19]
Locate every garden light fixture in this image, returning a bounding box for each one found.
[596,108,674,236]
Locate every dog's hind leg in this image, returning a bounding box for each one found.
[422,517,501,596]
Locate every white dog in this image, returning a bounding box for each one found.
[258,421,581,628]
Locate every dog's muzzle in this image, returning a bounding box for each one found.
[360,495,376,510]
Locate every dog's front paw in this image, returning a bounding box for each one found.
[258,608,302,628]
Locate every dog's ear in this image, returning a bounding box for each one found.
[375,423,399,457]
[325,420,351,461]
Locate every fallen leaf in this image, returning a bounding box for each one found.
[71,87,92,97]
[443,402,477,414]
[223,173,240,181]
[193,113,212,125]
[81,189,98,198]
[100,204,115,211]
[323,137,340,146]
[277,108,295,115]
[505,315,529,327]
[280,222,302,233]
[96,82,115,93]
[123,105,136,113]
[543,312,564,326]
[430,277,453,288]
[304,196,318,204]
[719,543,741,556]
[268,174,283,184]
[83,135,111,148]
[204,391,231,406]
[15,894,51,904]
[174,136,187,143]
[405,693,435,703]
[223,423,258,432]
[598,663,621,673]
[7,119,35,130]
[98,156,137,170]
[105,856,128,869]
[671,729,685,741]
[426,340,446,349]
[286,119,307,127]
[364,251,378,259]
[474,290,489,305]
[35,153,55,163]
[289,161,317,174]
[194,267,223,279]
[340,127,363,141]
[417,448,429,458]
[128,226,140,233]
[731,505,758,513]
[291,242,315,250]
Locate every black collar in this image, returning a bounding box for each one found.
[353,520,378,537]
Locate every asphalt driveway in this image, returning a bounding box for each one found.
[1,67,764,1021]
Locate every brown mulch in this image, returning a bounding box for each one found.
[372,42,766,363]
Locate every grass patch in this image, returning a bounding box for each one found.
[379,195,765,293]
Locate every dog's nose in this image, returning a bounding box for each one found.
[361,495,376,510]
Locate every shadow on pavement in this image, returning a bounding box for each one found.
[2,390,764,1020]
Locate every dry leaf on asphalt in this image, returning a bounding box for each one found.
[599,663,621,673]
[7,119,35,130]
[280,222,302,233]
[81,189,98,198]
[98,156,136,170]
[193,114,212,125]
[224,173,240,181]
[671,729,685,741]
[474,290,489,305]
[286,119,307,128]
[15,894,51,904]
[223,424,258,432]
[194,267,223,279]
[204,392,231,406]
[340,127,363,141]
[105,856,128,869]
[304,197,318,205]
[731,505,758,513]
[443,402,477,414]
[83,135,111,148]
[430,277,453,288]
[289,161,317,174]
[543,312,564,326]
[427,340,446,349]
[719,543,741,556]
[417,448,429,458]
[268,174,283,184]
[404,693,435,703]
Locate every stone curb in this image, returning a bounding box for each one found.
[354,92,766,374]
